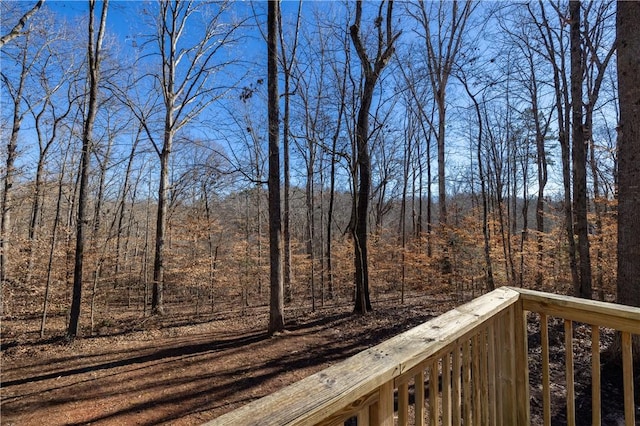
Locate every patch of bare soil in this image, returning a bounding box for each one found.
[1,294,445,425]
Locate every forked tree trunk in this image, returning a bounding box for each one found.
[68,0,108,339]
[349,0,399,314]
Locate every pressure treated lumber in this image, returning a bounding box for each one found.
[205,287,520,426]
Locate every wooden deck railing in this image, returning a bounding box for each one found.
[204,287,639,426]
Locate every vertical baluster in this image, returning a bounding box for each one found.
[495,315,509,426]
[398,381,409,426]
[505,305,517,424]
[621,332,636,426]
[564,319,575,426]
[452,344,462,425]
[370,381,394,426]
[514,300,530,425]
[357,408,369,425]
[472,334,481,425]
[429,360,439,426]
[415,370,425,426]
[591,326,601,426]
[463,340,472,425]
[540,313,551,426]
[479,329,489,425]
[487,322,497,426]
[443,352,452,426]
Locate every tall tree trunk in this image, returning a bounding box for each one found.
[278,1,301,305]
[531,67,548,290]
[306,156,315,311]
[400,112,413,303]
[325,52,348,302]
[282,77,292,304]
[616,0,640,361]
[68,0,108,339]
[114,129,140,289]
[533,2,579,293]
[616,0,640,310]
[461,81,494,291]
[583,1,617,300]
[570,0,592,299]
[267,0,284,334]
[349,0,399,314]
[152,132,170,315]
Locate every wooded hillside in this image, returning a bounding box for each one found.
[0,0,627,338]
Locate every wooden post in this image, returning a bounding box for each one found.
[357,406,370,425]
[479,329,490,425]
[472,334,481,425]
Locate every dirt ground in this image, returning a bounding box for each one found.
[1,294,444,425]
[1,293,637,425]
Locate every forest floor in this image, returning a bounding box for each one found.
[1,291,638,426]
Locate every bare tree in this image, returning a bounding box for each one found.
[0,13,53,284]
[278,0,302,304]
[0,0,45,48]
[457,71,495,291]
[139,0,242,315]
[267,0,284,334]
[527,0,579,293]
[569,0,592,299]
[68,0,109,339]
[349,0,400,314]
[25,21,77,285]
[409,0,474,227]
[581,0,616,298]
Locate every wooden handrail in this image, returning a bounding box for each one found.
[514,287,640,334]
[513,287,640,426]
[205,287,521,426]
[203,287,639,426]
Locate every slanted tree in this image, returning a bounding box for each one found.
[349,0,400,314]
[0,0,45,48]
